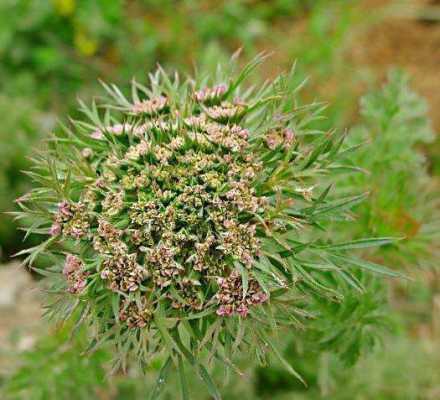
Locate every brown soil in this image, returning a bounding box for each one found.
[0,263,43,373]
[352,0,440,129]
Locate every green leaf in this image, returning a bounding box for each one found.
[257,328,306,386]
[301,134,333,170]
[148,356,173,400]
[172,332,222,400]
[226,52,268,96]
[177,355,190,400]
[111,294,120,322]
[318,237,398,251]
[180,306,216,321]
[235,262,249,297]
[154,309,181,359]
[330,254,406,278]
[198,364,222,400]
[311,192,368,215]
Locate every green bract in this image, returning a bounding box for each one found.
[17,55,398,398]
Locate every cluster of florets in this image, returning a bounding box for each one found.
[45,79,304,327]
[119,298,153,328]
[62,255,88,294]
[100,253,147,292]
[266,127,295,150]
[50,201,90,239]
[194,84,227,104]
[216,271,268,317]
[131,95,169,116]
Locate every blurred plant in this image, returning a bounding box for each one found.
[4,327,439,400]
[300,275,391,365]
[187,0,308,53]
[278,336,440,400]
[0,0,124,102]
[322,336,440,400]
[254,275,392,398]
[342,70,440,268]
[0,0,311,102]
[0,95,54,258]
[15,54,400,398]
[270,0,368,130]
[0,327,110,400]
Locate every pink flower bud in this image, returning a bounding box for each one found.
[100,270,110,280]
[236,304,249,318]
[241,251,253,265]
[110,124,124,135]
[91,129,104,139]
[63,254,81,276]
[216,304,233,317]
[214,84,227,97]
[283,128,295,147]
[266,134,281,150]
[74,278,87,292]
[58,201,73,218]
[49,223,61,236]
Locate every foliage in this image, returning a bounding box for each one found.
[0,327,110,400]
[342,70,440,268]
[0,0,310,100]
[0,95,52,256]
[253,276,392,398]
[272,335,440,400]
[3,325,439,400]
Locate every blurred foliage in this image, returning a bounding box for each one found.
[342,70,440,268]
[257,335,440,400]
[0,327,110,400]
[0,96,46,255]
[2,304,439,400]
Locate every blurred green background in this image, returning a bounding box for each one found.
[1,0,440,399]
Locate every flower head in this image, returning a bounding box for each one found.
[19,55,391,394]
